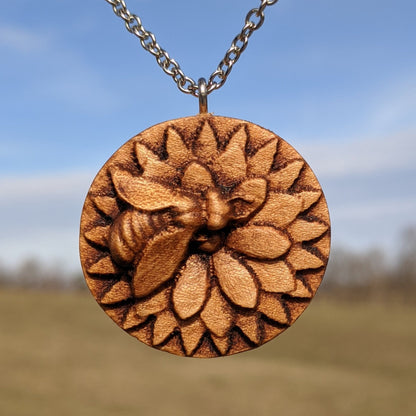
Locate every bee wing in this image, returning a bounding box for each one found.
[132,226,195,298]
[111,169,193,212]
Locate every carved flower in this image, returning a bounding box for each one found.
[81,116,330,357]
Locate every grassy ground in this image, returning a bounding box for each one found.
[0,289,415,416]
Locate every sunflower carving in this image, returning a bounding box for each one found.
[80,114,330,357]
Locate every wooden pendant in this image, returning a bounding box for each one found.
[80,115,330,357]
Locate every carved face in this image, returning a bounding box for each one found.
[80,115,330,357]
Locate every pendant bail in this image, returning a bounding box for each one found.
[198,78,208,114]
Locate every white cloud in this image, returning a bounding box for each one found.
[334,196,416,222]
[0,170,94,270]
[0,171,93,202]
[0,25,49,53]
[297,128,416,179]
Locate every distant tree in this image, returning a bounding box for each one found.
[395,226,416,288]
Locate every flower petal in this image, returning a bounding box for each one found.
[200,284,234,338]
[211,334,230,355]
[228,178,267,221]
[152,310,178,345]
[92,195,118,218]
[84,225,110,247]
[173,255,209,320]
[289,279,312,298]
[182,162,214,193]
[87,256,118,275]
[102,307,125,326]
[193,121,218,163]
[166,127,191,167]
[213,250,258,308]
[247,139,278,176]
[246,260,296,293]
[258,293,289,324]
[299,191,322,211]
[111,169,193,212]
[135,143,177,180]
[251,192,303,227]
[214,125,247,184]
[268,160,304,191]
[135,287,170,317]
[287,246,324,270]
[180,318,206,356]
[133,227,194,297]
[100,281,132,304]
[288,219,328,243]
[236,313,260,344]
[122,306,147,329]
[227,225,291,259]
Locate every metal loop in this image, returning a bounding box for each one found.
[198,78,208,113]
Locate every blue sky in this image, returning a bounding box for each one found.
[0,0,415,271]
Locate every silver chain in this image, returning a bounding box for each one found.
[104,0,279,97]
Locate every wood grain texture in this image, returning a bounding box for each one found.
[80,114,331,357]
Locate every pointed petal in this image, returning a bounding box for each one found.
[166,128,191,167]
[211,334,230,355]
[236,313,260,344]
[104,307,127,327]
[173,255,209,320]
[180,318,206,356]
[200,284,234,338]
[92,196,118,217]
[258,293,289,324]
[152,310,178,345]
[111,169,193,211]
[133,228,193,297]
[288,219,328,243]
[252,193,303,227]
[268,160,304,191]
[213,250,258,308]
[214,126,247,183]
[227,225,291,259]
[135,287,170,317]
[100,281,132,304]
[247,139,277,176]
[289,279,312,298]
[262,321,286,343]
[300,191,322,211]
[84,226,110,247]
[246,260,296,293]
[182,162,214,193]
[135,143,177,180]
[122,306,147,329]
[129,325,151,345]
[87,256,118,275]
[287,246,324,270]
[228,178,267,220]
[193,121,218,163]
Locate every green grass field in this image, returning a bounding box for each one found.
[0,289,415,416]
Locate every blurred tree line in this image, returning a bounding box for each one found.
[0,227,415,303]
[321,227,416,303]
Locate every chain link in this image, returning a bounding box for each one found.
[104,0,279,97]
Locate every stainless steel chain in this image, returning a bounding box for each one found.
[104,0,279,97]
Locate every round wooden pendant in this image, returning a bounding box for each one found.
[80,114,330,357]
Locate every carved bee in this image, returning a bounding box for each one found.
[108,167,267,298]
